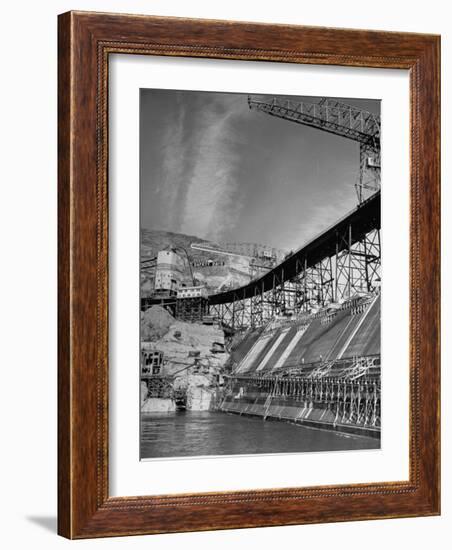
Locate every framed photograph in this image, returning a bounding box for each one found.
[58,11,440,538]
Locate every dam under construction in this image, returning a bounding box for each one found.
[141,191,381,449]
[140,93,381,457]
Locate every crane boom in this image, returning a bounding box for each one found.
[248,96,380,147]
[248,96,381,203]
[190,242,253,259]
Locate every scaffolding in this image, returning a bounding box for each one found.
[209,227,380,330]
[176,296,209,323]
[221,356,381,429]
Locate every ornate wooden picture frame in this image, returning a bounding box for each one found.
[58,11,440,539]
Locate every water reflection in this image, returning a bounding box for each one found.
[141,411,380,459]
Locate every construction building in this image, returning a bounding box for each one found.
[176,285,209,323]
[154,249,186,295]
[141,344,164,376]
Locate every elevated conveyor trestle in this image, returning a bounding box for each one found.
[208,194,380,331]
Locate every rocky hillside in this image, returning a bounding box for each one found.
[141,229,253,294]
[141,229,210,261]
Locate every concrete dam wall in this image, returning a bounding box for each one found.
[219,293,381,438]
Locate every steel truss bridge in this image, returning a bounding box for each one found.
[209,191,380,331]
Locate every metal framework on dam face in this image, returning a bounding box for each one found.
[220,289,381,435]
[208,192,380,331]
[223,361,381,430]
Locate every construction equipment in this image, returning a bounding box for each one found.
[248,96,381,204]
[190,241,252,259]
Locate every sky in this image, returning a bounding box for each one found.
[140,89,380,253]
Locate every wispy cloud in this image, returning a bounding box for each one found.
[142,89,370,250]
[155,96,188,231]
[180,103,243,241]
[154,95,245,241]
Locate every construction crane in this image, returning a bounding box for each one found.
[171,246,196,285]
[247,96,381,204]
[190,242,252,259]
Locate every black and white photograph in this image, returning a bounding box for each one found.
[0,0,446,543]
[1,0,445,545]
[140,88,381,459]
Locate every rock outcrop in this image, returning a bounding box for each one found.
[141,315,229,412]
[141,305,174,342]
[141,397,176,413]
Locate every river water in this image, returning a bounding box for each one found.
[141,411,380,459]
